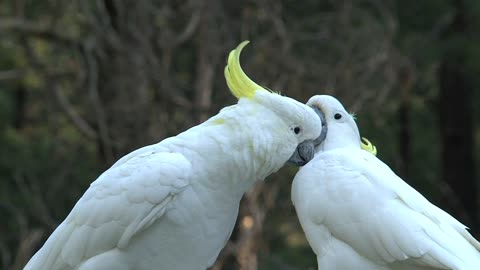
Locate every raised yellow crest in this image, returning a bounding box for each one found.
[224,41,269,99]
[361,137,377,156]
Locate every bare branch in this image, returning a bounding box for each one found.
[82,44,114,163]
[171,9,202,47]
[9,229,44,270]
[54,85,98,139]
[0,18,80,48]
[0,69,26,81]
[157,5,202,49]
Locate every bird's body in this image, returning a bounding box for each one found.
[24,42,323,270]
[292,95,480,270]
[28,104,287,270]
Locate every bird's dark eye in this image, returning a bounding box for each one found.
[293,127,301,134]
[334,113,342,120]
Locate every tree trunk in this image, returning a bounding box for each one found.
[13,85,26,129]
[398,65,414,179]
[438,0,476,227]
[194,0,219,123]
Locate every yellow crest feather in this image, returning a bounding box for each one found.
[224,41,269,99]
[361,137,377,156]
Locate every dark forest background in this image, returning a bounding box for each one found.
[1,1,479,269]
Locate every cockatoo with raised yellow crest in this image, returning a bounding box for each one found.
[292,95,480,270]
[23,41,325,270]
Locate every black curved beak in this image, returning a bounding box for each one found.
[287,141,315,166]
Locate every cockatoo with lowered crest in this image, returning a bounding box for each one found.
[292,95,480,270]
[24,41,325,270]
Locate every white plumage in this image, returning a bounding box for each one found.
[292,95,480,270]
[24,42,323,270]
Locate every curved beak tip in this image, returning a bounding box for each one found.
[287,141,315,166]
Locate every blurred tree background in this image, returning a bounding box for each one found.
[0,0,479,269]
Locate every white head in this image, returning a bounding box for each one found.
[224,41,324,166]
[306,95,360,152]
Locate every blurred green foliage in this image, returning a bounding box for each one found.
[0,0,479,269]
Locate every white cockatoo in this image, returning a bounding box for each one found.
[292,95,480,270]
[24,41,325,270]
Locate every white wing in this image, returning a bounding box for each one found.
[24,150,191,270]
[296,149,480,270]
